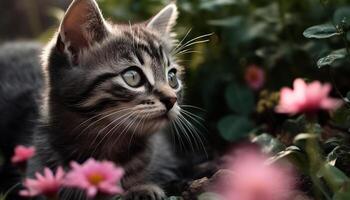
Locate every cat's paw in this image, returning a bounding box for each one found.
[123,184,166,200]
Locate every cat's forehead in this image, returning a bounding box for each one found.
[117,25,165,46]
[87,25,170,56]
[80,24,176,81]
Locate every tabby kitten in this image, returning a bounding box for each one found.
[30,0,185,199]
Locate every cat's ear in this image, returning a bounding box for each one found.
[56,0,108,63]
[147,4,178,36]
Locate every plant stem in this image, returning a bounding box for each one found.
[2,183,21,199]
[311,175,332,200]
[305,120,332,200]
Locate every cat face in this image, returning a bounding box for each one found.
[47,0,183,136]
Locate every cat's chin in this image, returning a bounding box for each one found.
[139,117,169,134]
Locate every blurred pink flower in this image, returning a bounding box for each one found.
[63,159,124,198]
[276,78,343,115]
[11,145,35,165]
[245,65,265,90]
[20,167,65,198]
[217,148,294,200]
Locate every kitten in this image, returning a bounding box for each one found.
[27,0,184,199]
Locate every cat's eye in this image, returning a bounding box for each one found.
[168,69,179,89]
[122,69,143,88]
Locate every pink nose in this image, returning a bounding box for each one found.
[160,96,177,111]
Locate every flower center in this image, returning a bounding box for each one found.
[88,173,104,185]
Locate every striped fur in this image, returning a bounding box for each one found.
[31,0,183,199]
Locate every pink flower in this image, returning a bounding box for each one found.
[276,78,343,115]
[20,167,65,198]
[216,148,294,200]
[11,145,35,165]
[63,159,124,198]
[245,65,265,90]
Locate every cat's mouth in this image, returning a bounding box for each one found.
[154,113,170,120]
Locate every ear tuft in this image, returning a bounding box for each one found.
[147,4,178,35]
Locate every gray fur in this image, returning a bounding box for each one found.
[30,0,184,199]
[0,42,43,199]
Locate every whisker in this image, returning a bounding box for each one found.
[91,111,136,156]
[181,33,213,48]
[128,112,149,153]
[180,109,206,123]
[110,111,140,148]
[172,118,186,152]
[172,28,192,53]
[74,107,132,139]
[176,50,201,56]
[180,105,207,112]
[174,116,196,153]
[174,39,210,54]
[176,114,199,152]
[178,113,208,158]
[89,110,134,153]
[72,107,123,134]
[173,33,213,55]
[180,111,209,156]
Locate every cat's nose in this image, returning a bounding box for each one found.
[160,96,177,111]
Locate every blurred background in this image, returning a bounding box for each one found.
[2,0,350,158]
[1,0,350,183]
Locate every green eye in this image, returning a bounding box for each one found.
[122,69,142,87]
[168,70,179,89]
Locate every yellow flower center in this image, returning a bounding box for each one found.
[88,173,104,185]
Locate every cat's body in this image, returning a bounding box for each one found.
[0,0,189,199]
[0,42,43,198]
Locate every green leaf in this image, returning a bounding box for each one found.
[303,24,341,39]
[252,133,286,155]
[268,146,308,172]
[218,115,254,141]
[333,191,350,200]
[317,48,347,68]
[282,115,306,135]
[293,133,319,148]
[334,7,350,28]
[318,163,349,192]
[331,108,350,130]
[326,145,350,175]
[346,91,350,101]
[327,146,341,166]
[200,0,244,10]
[225,83,255,115]
[208,16,243,27]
